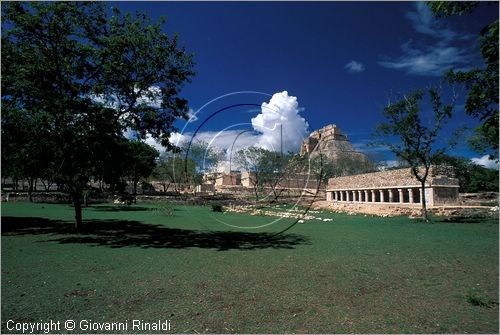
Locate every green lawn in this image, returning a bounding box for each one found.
[2,202,498,333]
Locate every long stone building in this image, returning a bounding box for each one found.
[326,166,459,207]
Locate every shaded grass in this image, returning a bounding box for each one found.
[1,202,498,333]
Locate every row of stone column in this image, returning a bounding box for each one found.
[328,188,423,204]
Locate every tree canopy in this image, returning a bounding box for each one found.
[1,2,195,228]
[373,88,454,221]
[427,1,499,158]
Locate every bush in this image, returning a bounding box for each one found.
[141,181,156,195]
[211,203,224,212]
[466,290,497,308]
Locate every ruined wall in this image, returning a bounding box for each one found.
[327,166,459,190]
[433,186,460,205]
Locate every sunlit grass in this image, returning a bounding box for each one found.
[2,202,498,333]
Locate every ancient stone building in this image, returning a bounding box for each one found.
[216,171,241,186]
[326,166,459,207]
[300,124,368,163]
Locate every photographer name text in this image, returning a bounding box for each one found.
[6,319,172,333]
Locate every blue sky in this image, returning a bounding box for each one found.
[116,1,498,167]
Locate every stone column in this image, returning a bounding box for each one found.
[327,191,332,201]
[398,188,404,203]
[364,190,369,202]
[371,190,376,203]
[408,188,414,203]
[388,189,394,203]
[379,189,385,203]
[340,191,344,202]
[358,190,362,202]
[351,191,356,202]
[419,188,423,204]
[346,191,350,202]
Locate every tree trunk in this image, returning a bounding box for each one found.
[71,192,83,230]
[28,177,34,202]
[420,181,429,222]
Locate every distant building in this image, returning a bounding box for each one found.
[300,124,369,164]
[326,166,459,207]
[216,171,241,186]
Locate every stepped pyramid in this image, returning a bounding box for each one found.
[300,124,368,163]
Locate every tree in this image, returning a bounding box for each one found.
[124,141,159,196]
[181,140,224,192]
[434,155,499,193]
[259,151,290,202]
[428,2,499,159]
[373,88,454,222]
[235,147,269,201]
[1,2,195,229]
[152,143,214,194]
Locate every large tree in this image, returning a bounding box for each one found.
[428,2,499,159]
[373,88,454,222]
[1,2,195,228]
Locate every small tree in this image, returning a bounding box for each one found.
[260,151,290,202]
[124,141,159,196]
[235,147,268,201]
[181,140,224,193]
[373,88,454,222]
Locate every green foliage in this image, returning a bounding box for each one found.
[434,155,499,193]
[373,88,454,221]
[466,289,497,308]
[235,147,292,201]
[124,141,159,194]
[211,203,224,212]
[426,2,479,17]
[428,2,499,158]
[235,146,269,200]
[1,2,195,227]
[374,89,453,174]
[152,141,221,192]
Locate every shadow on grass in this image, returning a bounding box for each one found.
[437,216,492,224]
[1,216,310,251]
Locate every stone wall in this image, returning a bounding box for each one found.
[327,166,459,190]
[326,166,460,207]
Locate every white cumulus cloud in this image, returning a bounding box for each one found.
[251,91,309,153]
[471,155,499,170]
[165,91,310,172]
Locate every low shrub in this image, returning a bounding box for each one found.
[466,290,497,308]
[211,203,224,212]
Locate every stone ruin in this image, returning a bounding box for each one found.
[326,165,460,207]
[299,124,368,164]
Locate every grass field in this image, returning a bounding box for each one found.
[2,202,498,333]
